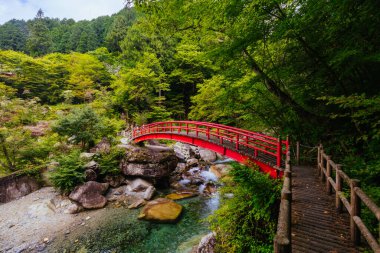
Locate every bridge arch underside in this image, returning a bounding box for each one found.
[133,133,283,178]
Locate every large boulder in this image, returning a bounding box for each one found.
[173,142,195,160]
[69,181,109,209]
[199,148,217,162]
[120,145,178,179]
[138,198,183,223]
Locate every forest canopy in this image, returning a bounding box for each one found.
[0,0,379,194]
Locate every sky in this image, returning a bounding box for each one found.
[0,0,126,24]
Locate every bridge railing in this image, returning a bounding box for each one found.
[318,145,380,252]
[274,151,292,253]
[132,121,289,168]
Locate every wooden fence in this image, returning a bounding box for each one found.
[274,150,292,253]
[318,145,380,252]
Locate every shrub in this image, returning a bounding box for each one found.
[52,107,104,150]
[95,147,125,177]
[49,150,85,193]
[208,163,281,253]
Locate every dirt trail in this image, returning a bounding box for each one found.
[0,187,107,253]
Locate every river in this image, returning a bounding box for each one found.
[48,193,220,253]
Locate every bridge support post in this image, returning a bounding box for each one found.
[350,179,361,245]
[296,141,300,166]
[335,164,343,213]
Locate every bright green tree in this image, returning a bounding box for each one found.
[52,107,104,150]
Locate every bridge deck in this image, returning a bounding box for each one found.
[291,165,360,253]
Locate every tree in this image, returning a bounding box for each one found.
[26,10,52,56]
[0,20,28,51]
[0,85,48,172]
[105,8,137,52]
[112,52,170,122]
[52,107,104,149]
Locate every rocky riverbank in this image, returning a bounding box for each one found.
[0,141,231,252]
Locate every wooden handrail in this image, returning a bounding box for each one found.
[317,145,380,252]
[274,151,292,253]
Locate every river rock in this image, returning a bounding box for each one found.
[121,163,177,180]
[186,158,199,167]
[209,164,232,179]
[120,145,178,179]
[138,198,183,223]
[104,174,125,188]
[69,181,109,209]
[143,186,155,200]
[90,137,111,154]
[128,199,146,209]
[106,183,155,201]
[199,148,217,162]
[84,160,99,172]
[64,203,84,214]
[166,191,197,200]
[80,153,96,160]
[126,178,152,192]
[197,232,216,253]
[106,185,129,201]
[174,142,195,160]
[85,169,97,181]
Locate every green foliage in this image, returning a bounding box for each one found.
[26,14,52,56]
[95,147,125,176]
[0,7,136,54]
[52,107,104,149]
[0,19,28,51]
[49,149,85,193]
[208,163,281,252]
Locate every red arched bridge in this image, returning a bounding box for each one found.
[131,121,289,178]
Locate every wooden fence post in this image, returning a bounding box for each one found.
[350,179,361,245]
[296,141,300,166]
[318,145,322,176]
[335,164,343,213]
[326,156,332,194]
[320,152,325,183]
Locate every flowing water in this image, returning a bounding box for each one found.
[49,194,220,253]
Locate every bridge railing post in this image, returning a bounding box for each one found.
[350,179,361,245]
[277,137,282,168]
[207,127,210,140]
[236,134,239,150]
